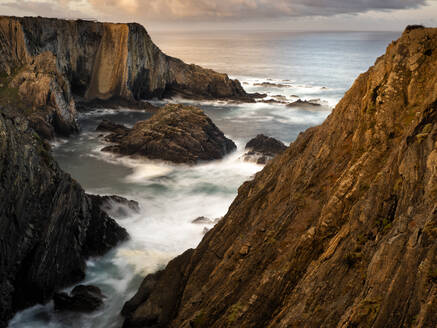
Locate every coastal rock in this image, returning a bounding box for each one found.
[122,27,437,328]
[102,104,237,164]
[0,107,128,327]
[0,16,255,138]
[287,98,321,108]
[243,134,287,164]
[253,82,290,88]
[192,217,214,224]
[53,285,104,313]
[89,194,140,218]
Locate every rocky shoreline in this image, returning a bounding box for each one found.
[0,107,129,327]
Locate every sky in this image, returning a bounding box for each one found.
[0,0,436,32]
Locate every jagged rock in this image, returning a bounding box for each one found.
[192,217,214,224]
[0,107,128,327]
[253,82,290,88]
[0,16,256,139]
[243,134,287,164]
[287,98,321,108]
[101,104,237,164]
[122,27,437,328]
[89,195,140,218]
[53,285,104,313]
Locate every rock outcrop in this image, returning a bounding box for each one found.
[122,27,437,328]
[101,104,237,164]
[243,134,287,164]
[53,285,104,313]
[0,16,253,137]
[0,107,128,328]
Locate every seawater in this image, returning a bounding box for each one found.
[9,30,400,328]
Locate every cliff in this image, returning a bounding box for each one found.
[0,16,252,137]
[122,27,437,327]
[0,107,128,327]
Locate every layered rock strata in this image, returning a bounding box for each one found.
[0,107,128,327]
[123,27,437,328]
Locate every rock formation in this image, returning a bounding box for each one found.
[53,285,105,313]
[0,107,128,327]
[0,16,253,138]
[101,104,237,164]
[122,27,437,328]
[243,134,287,164]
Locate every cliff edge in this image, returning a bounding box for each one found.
[0,16,252,137]
[123,27,437,328]
[0,107,128,328]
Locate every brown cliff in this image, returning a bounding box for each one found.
[123,27,437,328]
[0,16,253,137]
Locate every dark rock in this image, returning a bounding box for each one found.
[102,104,237,164]
[192,217,213,224]
[253,82,290,88]
[122,28,437,328]
[76,97,158,112]
[54,285,104,313]
[89,194,140,218]
[287,99,321,108]
[243,134,287,164]
[0,108,127,327]
[96,120,130,135]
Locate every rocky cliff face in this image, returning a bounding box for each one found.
[0,16,252,137]
[0,107,128,328]
[122,27,437,328]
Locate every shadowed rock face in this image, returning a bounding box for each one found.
[0,108,128,328]
[101,104,237,164]
[122,27,437,328]
[0,16,252,138]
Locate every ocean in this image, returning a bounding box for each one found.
[9,30,400,328]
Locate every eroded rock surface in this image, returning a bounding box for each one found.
[0,16,254,138]
[0,107,128,327]
[101,104,237,164]
[123,27,437,328]
[243,134,287,164]
[54,285,104,313]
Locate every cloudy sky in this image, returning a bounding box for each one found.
[0,0,436,31]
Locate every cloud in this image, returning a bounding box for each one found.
[1,0,429,22]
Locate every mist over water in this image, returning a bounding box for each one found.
[10,30,399,327]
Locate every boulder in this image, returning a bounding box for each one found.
[243,134,287,164]
[101,104,237,164]
[54,285,104,313]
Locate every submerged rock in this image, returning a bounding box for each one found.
[0,107,128,327]
[54,285,104,313]
[122,27,437,328]
[243,134,287,164]
[101,104,237,164]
